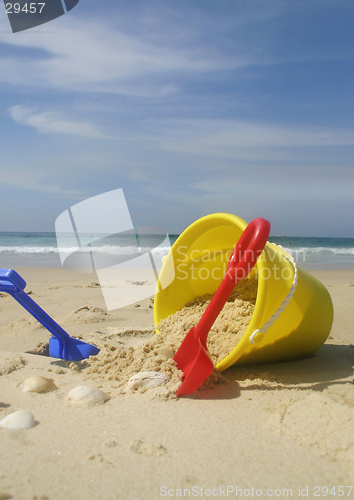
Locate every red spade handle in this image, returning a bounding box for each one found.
[226,217,271,281]
[194,217,270,346]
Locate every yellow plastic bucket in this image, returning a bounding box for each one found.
[154,213,334,371]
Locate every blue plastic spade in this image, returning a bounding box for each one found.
[0,269,100,361]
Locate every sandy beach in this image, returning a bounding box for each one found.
[0,267,353,500]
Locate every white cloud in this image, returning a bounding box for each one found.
[8,105,111,138]
[0,3,350,97]
[150,119,354,160]
[0,168,85,197]
[194,168,354,202]
[0,15,243,96]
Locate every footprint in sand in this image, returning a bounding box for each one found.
[129,439,167,458]
[84,452,112,466]
[268,392,354,460]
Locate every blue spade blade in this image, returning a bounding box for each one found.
[49,337,99,362]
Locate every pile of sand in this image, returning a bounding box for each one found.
[158,275,257,364]
[83,276,257,397]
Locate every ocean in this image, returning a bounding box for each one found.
[0,232,353,271]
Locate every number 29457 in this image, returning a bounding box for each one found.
[6,3,45,14]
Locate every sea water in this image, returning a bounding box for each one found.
[0,232,353,270]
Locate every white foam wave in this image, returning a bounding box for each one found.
[1,244,354,258]
[0,245,171,255]
[283,246,354,256]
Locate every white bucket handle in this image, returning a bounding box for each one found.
[249,245,298,344]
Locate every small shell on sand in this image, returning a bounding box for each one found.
[127,371,170,391]
[68,385,110,407]
[0,410,36,430]
[20,376,57,393]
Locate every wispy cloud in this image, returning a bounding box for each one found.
[150,119,354,161]
[0,168,86,197]
[194,165,354,201]
[8,105,111,138]
[1,3,346,99]
[0,14,243,96]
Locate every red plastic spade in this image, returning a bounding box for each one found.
[174,217,270,397]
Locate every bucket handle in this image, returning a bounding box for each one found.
[249,245,298,344]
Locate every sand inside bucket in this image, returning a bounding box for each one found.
[157,275,258,365]
[83,276,257,398]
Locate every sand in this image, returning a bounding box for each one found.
[0,267,353,500]
[157,275,257,365]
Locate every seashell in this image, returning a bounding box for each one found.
[127,371,170,391]
[20,376,57,393]
[68,385,110,407]
[0,410,36,430]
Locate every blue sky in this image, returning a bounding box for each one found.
[0,0,353,237]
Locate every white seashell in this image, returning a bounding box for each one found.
[127,371,170,391]
[0,410,36,430]
[20,376,57,393]
[68,385,110,407]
